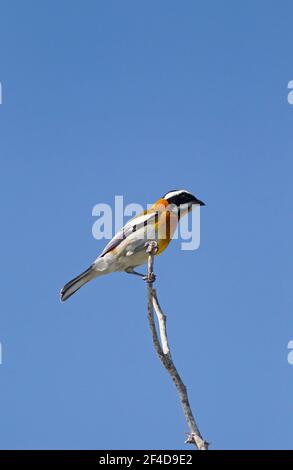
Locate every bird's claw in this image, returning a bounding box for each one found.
[143,273,156,283]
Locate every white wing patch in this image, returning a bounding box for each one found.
[100,211,158,257]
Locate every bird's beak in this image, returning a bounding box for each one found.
[191,198,205,207]
[187,199,205,213]
[196,199,205,206]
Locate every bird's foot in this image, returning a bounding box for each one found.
[143,272,156,283]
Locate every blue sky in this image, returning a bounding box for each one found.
[0,0,292,450]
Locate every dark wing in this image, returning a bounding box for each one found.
[100,210,158,257]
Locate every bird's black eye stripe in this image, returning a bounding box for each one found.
[132,225,137,232]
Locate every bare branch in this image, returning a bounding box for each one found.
[152,291,170,355]
[145,241,209,451]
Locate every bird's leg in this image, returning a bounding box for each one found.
[125,267,146,278]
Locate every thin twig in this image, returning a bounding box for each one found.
[152,291,170,355]
[145,241,209,450]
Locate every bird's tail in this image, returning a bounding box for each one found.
[60,265,97,302]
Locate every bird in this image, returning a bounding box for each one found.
[60,189,205,302]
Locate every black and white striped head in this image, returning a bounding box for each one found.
[163,189,205,208]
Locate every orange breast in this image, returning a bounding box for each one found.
[156,208,179,255]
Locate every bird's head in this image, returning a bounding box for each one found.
[163,189,205,213]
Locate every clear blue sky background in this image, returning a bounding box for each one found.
[0,0,292,450]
